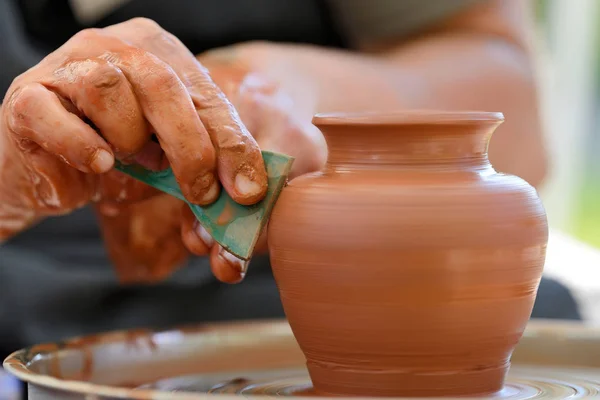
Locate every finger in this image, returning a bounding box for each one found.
[241,93,327,180]
[184,62,268,205]
[20,148,97,212]
[95,205,143,283]
[180,205,213,256]
[258,121,327,180]
[105,23,267,205]
[209,244,248,284]
[130,195,190,282]
[103,21,267,204]
[46,57,150,159]
[253,227,269,255]
[7,82,114,173]
[130,140,169,171]
[95,196,189,284]
[105,48,219,205]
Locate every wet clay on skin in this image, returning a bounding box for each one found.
[97,194,189,284]
[0,19,271,247]
[267,111,549,397]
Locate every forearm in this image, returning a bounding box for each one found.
[233,37,546,188]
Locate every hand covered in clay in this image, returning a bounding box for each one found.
[0,18,268,242]
[180,56,328,283]
[98,193,189,283]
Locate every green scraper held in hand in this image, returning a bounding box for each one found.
[114,151,294,260]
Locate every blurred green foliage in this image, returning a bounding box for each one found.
[535,0,549,21]
[574,185,600,248]
[535,0,599,248]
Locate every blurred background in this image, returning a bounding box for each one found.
[522,0,600,327]
[0,0,599,398]
[534,0,599,248]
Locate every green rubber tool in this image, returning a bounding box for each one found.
[114,151,294,260]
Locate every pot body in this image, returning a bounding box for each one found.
[268,112,548,397]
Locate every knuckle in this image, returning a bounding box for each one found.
[195,90,221,111]
[243,40,270,54]
[6,75,25,96]
[54,58,124,95]
[127,19,177,52]
[7,84,39,131]
[9,88,30,118]
[73,28,103,42]
[129,17,163,32]
[86,62,123,90]
[184,68,211,90]
[192,78,225,108]
[145,66,181,92]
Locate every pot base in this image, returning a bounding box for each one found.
[306,361,507,397]
[5,320,600,399]
[203,370,597,399]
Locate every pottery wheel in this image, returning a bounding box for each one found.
[5,319,600,399]
[139,365,600,399]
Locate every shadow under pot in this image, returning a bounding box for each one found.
[268,111,548,397]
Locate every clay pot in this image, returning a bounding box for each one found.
[267,111,548,397]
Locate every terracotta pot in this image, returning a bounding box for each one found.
[267,111,548,397]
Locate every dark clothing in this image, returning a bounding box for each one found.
[0,0,581,357]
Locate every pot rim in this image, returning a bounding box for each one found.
[312,110,504,126]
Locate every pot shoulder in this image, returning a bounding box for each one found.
[269,169,548,248]
[276,168,545,213]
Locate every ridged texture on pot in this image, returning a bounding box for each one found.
[268,111,548,397]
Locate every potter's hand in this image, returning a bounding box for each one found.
[0,18,267,240]
[98,193,190,284]
[181,60,327,283]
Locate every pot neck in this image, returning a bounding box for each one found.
[318,121,499,172]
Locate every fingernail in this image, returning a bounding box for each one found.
[194,222,214,247]
[201,179,220,203]
[219,246,248,273]
[191,173,218,203]
[192,172,212,192]
[91,149,114,173]
[235,173,262,197]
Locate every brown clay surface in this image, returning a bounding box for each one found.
[268,111,549,397]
